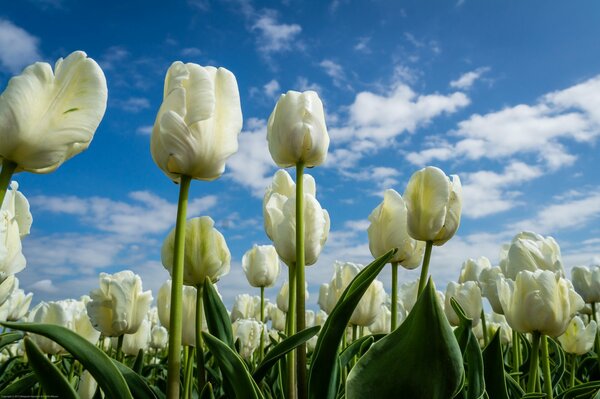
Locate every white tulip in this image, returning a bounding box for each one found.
[318,283,329,313]
[162,216,231,286]
[242,244,280,288]
[276,280,308,312]
[122,318,151,356]
[458,256,492,284]
[404,166,462,245]
[0,51,107,173]
[87,270,153,336]
[268,305,286,331]
[263,170,329,266]
[473,313,512,347]
[0,288,32,321]
[367,189,424,268]
[368,304,393,334]
[150,325,169,350]
[151,62,242,182]
[157,280,204,346]
[0,275,17,306]
[230,294,267,322]
[498,270,584,337]
[557,316,597,355]
[267,90,329,168]
[444,281,483,327]
[501,231,564,280]
[571,265,600,304]
[232,319,264,360]
[78,370,98,399]
[478,267,504,314]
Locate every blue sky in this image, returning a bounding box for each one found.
[1,0,600,310]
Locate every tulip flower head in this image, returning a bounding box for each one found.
[557,316,597,355]
[276,280,309,312]
[404,166,462,246]
[157,280,203,347]
[458,256,492,284]
[121,318,151,356]
[444,281,483,327]
[267,90,329,168]
[501,231,564,280]
[571,265,600,304]
[367,189,424,268]
[478,266,505,314]
[87,270,153,337]
[162,216,231,286]
[0,51,107,173]
[242,244,280,288]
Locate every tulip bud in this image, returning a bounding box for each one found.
[404,166,462,245]
[267,90,329,168]
[318,283,329,313]
[478,267,504,314]
[268,304,287,331]
[498,270,584,337]
[150,325,169,350]
[458,256,491,284]
[444,281,483,327]
[157,280,202,347]
[367,189,424,268]
[571,265,600,304]
[0,51,108,173]
[78,371,98,399]
[230,294,266,322]
[0,182,32,283]
[501,231,564,280]
[87,270,153,337]
[232,319,265,360]
[242,244,280,288]
[557,316,597,355]
[473,313,512,347]
[122,318,151,356]
[162,216,231,286]
[151,62,242,182]
[276,280,309,312]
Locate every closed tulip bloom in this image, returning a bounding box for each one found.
[458,256,492,284]
[78,371,98,399]
[498,270,584,337]
[87,270,153,337]
[230,294,263,322]
[162,216,231,286]
[0,51,107,173]
[150,325,169,350]
[444,281,483,327]
[268,304,286,331]
[404,166,462,245]
[501,231,564,280]
[122,318,151,356]
[0,182,32,281]
[267,90,329,168]
[0,288,33,321]
[242,244,280,288]
[151,62,242,182]
[557,316,597,355]
[367,189,425,268]
[318,283,329,313]
[368,304,393,334]
[263,170,329,266]
[571,265,600,304]
[323,261,362,314]
[232,319,264,359]
[479,267,505,314]
[276,280,308,312]
[157,280,202,346]
[473,313,512,347]
[0,275,17,306]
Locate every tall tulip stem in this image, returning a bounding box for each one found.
[116,334,124,362]
[417,241,433,298]
[592,302,600,368]
[260,286,265,361]
[286,263,297,399]
[166,175,191,399]
[527,331,541,393]
[541,335,553,399]
[0,160,17,206]
[512,330,521,380]
[196,284,206,390]
[295,162,307,399]
[391,262,399,331]
[480,308,488,346]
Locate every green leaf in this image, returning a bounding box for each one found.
[112,359,159,399]
[133,348,145,374]
[253,325,320,383]
[202,331,264,399]
[0,372,37,396]
[339,335,378,368]
[0,332,23,350]
[547,336,566,387]
[23,337,78,399]
[309,249,396,399]
[200,382,215,399]
[346,278,464,399]
[556,381,600,399]
[2,322,132,399]
[482,329,510,399]
[452,299,485,399]
[203,278,234,348]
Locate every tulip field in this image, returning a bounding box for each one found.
[1,50,600,399]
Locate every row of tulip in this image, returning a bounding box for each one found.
[0,49,598,399]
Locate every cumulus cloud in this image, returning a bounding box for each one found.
[252,11,301,55]
[319,59,348,89]
[263,79,281,97]
[0,19,41,74]
[112,97,151,113]
[450,67,490,90]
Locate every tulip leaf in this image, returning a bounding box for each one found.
[1,322,133,399]
[345,278,464,399]
[452,298,485,399]
[308,249,396,399]
[482,329,510,399]
[547,336,566,386]
[253,325,320,383]
[200,382,215,399]
[339,334,383,368]
[0,332,23,350]
[203,278,234,348]
[202,331,265,399]
[132,348,145,374]
[556,381,600,399]
[0,372,37,396]
[23,337,78,399]
[112,359,159,399]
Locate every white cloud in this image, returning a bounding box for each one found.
[181,47,203,57]
[450,67,490,90]
[295,76,322,93]
[28,279,58,293]
[226,118,276,197]
[0,19,41,74]
[99,46,129,71]
[319,59,348,89]
[113,97,151,113]
[252,11,301,55]
[354,37,371,53]
[136,125,153,135]
[263,79,280,97]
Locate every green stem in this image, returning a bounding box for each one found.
[351,325,358,368]
[0,160,17,206]
[286,264,297,399]
[295,162,307,399]
[166,175,192,399]
[417,241,433,298]
[569,353,576,388]
[480,308,488,346]
[391,262,398,331]
[541,335,553,399]
[116,334,124,363]
[260,286,265,362]
[592,302,600,369]
[512,330,520,381]
[196,284,206,391]
[527,331,541,393]
[183,346,194,399]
